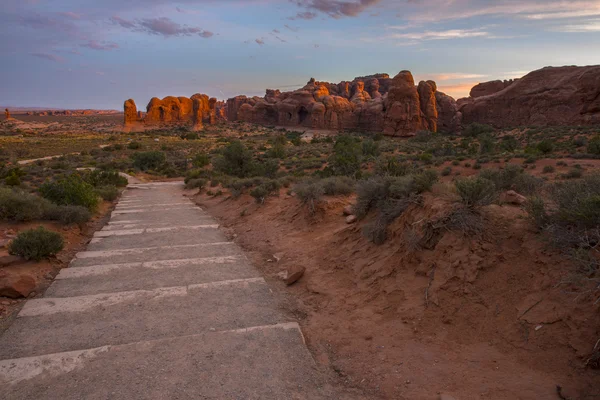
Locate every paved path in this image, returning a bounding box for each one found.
[0,182,354,399]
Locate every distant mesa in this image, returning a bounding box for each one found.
[123,94,224,131]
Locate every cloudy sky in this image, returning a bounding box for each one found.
[1,0,599,109]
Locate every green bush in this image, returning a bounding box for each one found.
[0,188,50,221]
[362,139,380,157]
[587,136,600,155]
[454,177,497,208]
[39,175,100,211]
[375,156,413,177]
[413,170,438,193]
[536,140,554,154]
[320,176,354,196]
[542,165,555,174]
[329,135,362,177]
[441,166,452,176]
[44,204,91,226]
[192,153,210,168]
[4,171,21,186]
[9,227,64,261]
[132,151,166,171]
[463,123,494,137]
[293,180,325,214]
[182,132,200,140]
[127,141,142,150]
[478,134,495,154]
[212,141,255,178]
[185,178,207,190]
[266,136,287,159]
[83,170,128,187]
[95,185,120,201]
[561,168,583,179]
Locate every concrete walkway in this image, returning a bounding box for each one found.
[0,182,355,399]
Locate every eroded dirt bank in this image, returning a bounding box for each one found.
[193,189,599,400]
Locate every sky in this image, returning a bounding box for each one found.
[1,0,600,109]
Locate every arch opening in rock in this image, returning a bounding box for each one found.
[298,107,309,124]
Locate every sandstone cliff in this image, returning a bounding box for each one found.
[461,66,600,127]
[226,70,456,136]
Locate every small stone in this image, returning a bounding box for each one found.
[345,215,357,224]
[535,325,543,331]
[342,205,354,216]
[273,252,285,262]
[281,266,305,286]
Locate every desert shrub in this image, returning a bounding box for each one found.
[4,171,21,186]
[454,177,497,208]
[293,179,325,214]
[411,130,434,143]
[320,176,354,196]
[95,185,120,201]
[39,175,99,211]
[83,170,128,187]
[192,153,210,168]
[500,136,519,152]
[533,174,600,273]
[413,170,438,193]
[556,160,568,166]
[362,139,380,157]
[0,188,50,221]
[561,168,583,179]
[441,166,452,176]
[329,135,362,177]
[44,204,91,226]
[525,196,547,228]
[587,136,600,155]
[478,133,495,154]
[266,136,287,159]
[9,227,64,261]
[536,140,554,154]
[131,151,166,171]
[542,165,555,174]
[463,123,493,137]
[185,178,207,190]
[182,132,199,140]
[212,141,255,178]
[127,141,142,150]
[478,164,541,194]
[375,156,413,177]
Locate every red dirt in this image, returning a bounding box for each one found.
[0,200,115,325]
[193,188,600,400]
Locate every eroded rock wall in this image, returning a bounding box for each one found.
[460,66,600,127]
[227,70,457,136]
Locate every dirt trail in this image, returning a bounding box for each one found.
[0,182,362,399]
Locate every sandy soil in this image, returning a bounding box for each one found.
[0,200,117,329]
[193,189,600,400]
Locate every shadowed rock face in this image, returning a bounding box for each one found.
[470,80,516,98]
[460,65,600,127]
[226,70,457,137]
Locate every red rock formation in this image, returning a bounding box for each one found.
[227,70,447,136]
[469,80,516,98]
[4,109,10,120]
[418,80,438,132]
[140,94,217,127]
[461,65,600,127]
[435,91,462,133]
[383,71,423,137]
[123,99,137,126]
